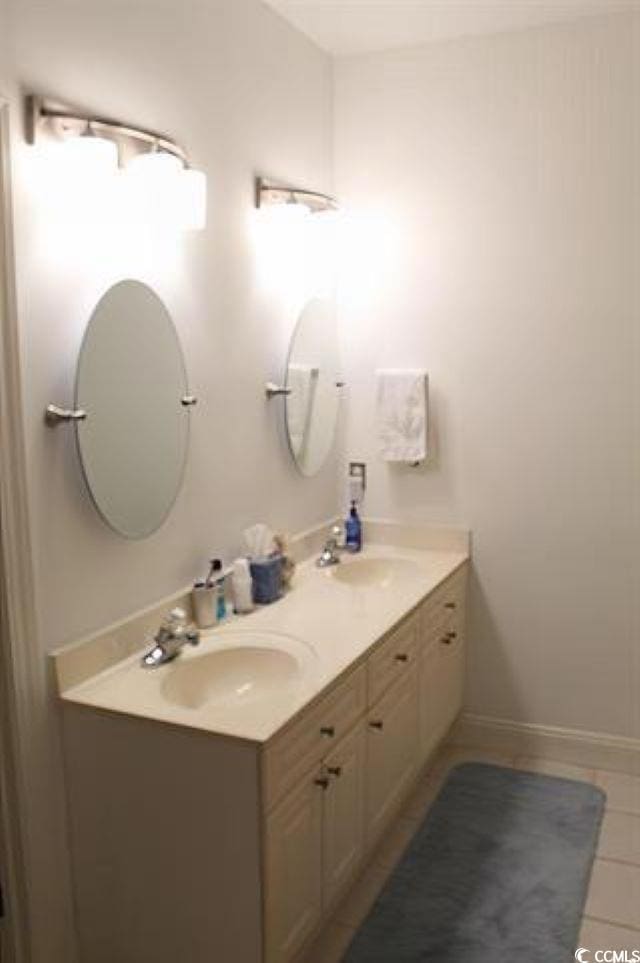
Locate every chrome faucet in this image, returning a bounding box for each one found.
[141,607,200,668]
[316,525,344,568]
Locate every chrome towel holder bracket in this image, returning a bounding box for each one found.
[265,381,346,399]
[265,382,292,399]
[45,395,197,425]
[45,404,87,426]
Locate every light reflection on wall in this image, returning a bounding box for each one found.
[335,206,405,318]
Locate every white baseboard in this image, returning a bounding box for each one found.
[450,712,640,776]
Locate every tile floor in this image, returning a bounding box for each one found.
[301,745,640,962]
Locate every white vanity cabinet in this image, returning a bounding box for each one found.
[322,721,367,911]
[418,567,467,765]
[365,671,419,849]
[264,563,467,962]
[60,560,468,963]
[264,720,368,963]
[264,774,324,962]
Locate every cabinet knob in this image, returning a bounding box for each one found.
[368,720,384,730]
[320,726,335,738]
[447,631,457,640]
[394,653,409,663]
[314,776,330,790]
[445,601,456,610]
[327,766,342,778]
[440,636,453,645]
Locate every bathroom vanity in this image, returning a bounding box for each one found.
[54,527,468,963]
[263,560,466,962]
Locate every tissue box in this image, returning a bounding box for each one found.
[249,555,283,605]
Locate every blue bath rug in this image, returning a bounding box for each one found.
[343,763,605,962]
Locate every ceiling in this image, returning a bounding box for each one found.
[263,0,637,56]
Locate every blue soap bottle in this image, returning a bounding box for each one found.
[345,501,362,553]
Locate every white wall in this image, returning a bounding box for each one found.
[3,4,639,959]
[10,0,336,649]
[0,0,9,85]
[4,1,334,958]
[335,12,640,741]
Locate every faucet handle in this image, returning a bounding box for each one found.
[159,607,188,631]
[155,607,189,643]
[143,612,198,668]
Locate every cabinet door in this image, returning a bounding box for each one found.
[419,631,465,767]
[365,672,418,850]
[439,631,465,733]
[264,775,324,963]
[418,638,443,766]
[322,721,366,910]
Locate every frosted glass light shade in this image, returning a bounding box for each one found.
[125,152,206,231]
[274,201,311,221]
[125,151,182,229]
[44,135,119,223]
[179,168,207,231]
[127,150,183,180]
[60,134,118,173]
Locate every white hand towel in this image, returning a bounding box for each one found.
[376,369,428,463]
[286,363,318,457]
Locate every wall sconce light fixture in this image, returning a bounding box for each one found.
[255,176,338,214]
[26,95,207,231]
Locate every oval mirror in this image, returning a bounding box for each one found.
[75,280,192,539]
[285,297,342,476]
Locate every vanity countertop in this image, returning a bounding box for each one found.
[59,539,468,744]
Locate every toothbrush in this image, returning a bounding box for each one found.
[206,558,222,588]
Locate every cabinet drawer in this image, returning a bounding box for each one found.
[429,621,464,656]
[263,665,366,811]
[367,613,420,707]
[422,565,467,636]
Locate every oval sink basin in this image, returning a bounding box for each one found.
[160,632,314,710]
[329,557,419,589]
